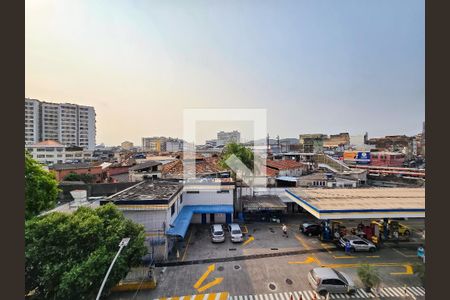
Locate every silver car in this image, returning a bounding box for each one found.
[210,224,225,243]
[308,267,356,296]
[339,235,377,252]
[228,223,244,243]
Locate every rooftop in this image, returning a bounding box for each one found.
[285,187,425,219]
[104,180,183,204]
[241,195,287,210]
[265,159,304,170]
[129,161,162,172]
[51,162,100,171]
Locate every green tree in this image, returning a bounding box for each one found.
[25,152,60,219]
[64,172,96,183]
[413,262,425,285]
[357,264,381,291]
[25,203,147,299]
[219,142,256,175]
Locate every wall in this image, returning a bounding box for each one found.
[53,167,104,182]
[58,182,137,202]
[182,190,233,206]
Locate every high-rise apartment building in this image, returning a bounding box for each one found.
[25,98,96,149]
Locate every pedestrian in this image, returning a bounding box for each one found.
[345,241,352,255]
[417,244,424,261]
[393,230,399,244]
[282,224,288,237]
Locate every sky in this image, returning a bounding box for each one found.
[26,0,424,146]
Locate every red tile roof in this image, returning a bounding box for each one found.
[162,157,226,178]
[264,167,279,177]
[265,159,304,170]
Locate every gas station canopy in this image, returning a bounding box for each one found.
[285,187,425,220]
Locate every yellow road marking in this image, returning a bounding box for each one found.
[392,248,416,258]
[288,256,317,264]
[159,298,167,300]
[294,233,322,265]
[196,277,224,292]
[243,236,254,246]
[182,229,194,261]
[391,264,414,275]
[219,292,229,300]
[241,225,248,234]
[193,264,215,289]
[171,297,180,300]
[321,243,333,254]
[333,256,357,259]
[322,262,413,270]
[366,255,380,258]
[193,294,205,300]
[207,293,217,300]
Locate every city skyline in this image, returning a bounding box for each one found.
[26,0,424,146]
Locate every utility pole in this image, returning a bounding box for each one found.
[96,238,130,300]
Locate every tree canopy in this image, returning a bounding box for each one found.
[64,172,96,183]
[25,152,59,219]
[25,203,147,299]
[219,142,255,172]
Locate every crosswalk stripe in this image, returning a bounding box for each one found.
[293,291,300,300]
[389,287,403,297]
[380,288,393,297]
[329,294,336,299]
[357,289,369,298]
[383,288,396,297]
[239,296,243,300]
[269,294,274,300]
[248,295,253,300]
[416,286,425,293]
[301,291,310,300]
[354,290,365,299]
[244,296,248,300]
[378,289,390,298]
[264,294,269,300]
[284,292,290,300]
[273,293,280,300]
[407,287,419,296]
[410,287,423,296]
[259,295,265,300]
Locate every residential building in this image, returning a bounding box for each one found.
[100,178,235,261]
[129,161,163,182]
[165,138,184,152]
[265,159,306,177]
[25,140,94,165]
[142,137,167,152]
[323,133,350,150]
[299,134,326,153]
[24,98,96,149]
[121,141,134,150]
[50,163,106,182]
[25,98,40,144]
[297,173,358,188]
[217,130,241,146]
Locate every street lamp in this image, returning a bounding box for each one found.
[95,238,130,300]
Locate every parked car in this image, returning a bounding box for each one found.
[210,224,225,243]
[339,235,377,252]
[228,223,244,243]
[308,267,356,296]
[371,220,411,237]
[300,222,322,237]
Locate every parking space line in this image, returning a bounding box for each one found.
[182,229,194,261]
[392,248,416,258]
[243,236,255,246]
[293,233,322,265]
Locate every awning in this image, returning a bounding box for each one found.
[276,176,298,182]
[166,205,234,238]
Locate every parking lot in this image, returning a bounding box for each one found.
[109,216,425,300]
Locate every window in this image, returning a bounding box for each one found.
[37,154,45,158]
[187,191,199,194]
[170,204,175,216]
[322,279,333,285]
[331,279,345,286]
[180,195,183,204]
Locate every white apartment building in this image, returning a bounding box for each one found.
[217,130,241,146]
[25,99,40,144]
[25,140,94,165]
[24,98,96,149]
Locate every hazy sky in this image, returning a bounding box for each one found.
[26,0,424,146]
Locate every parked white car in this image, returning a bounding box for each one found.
[228,223,243,243]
